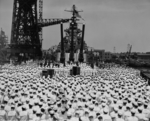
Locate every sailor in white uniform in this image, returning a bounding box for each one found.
[101,108,112,121]
[7,105,18,121]
[127,109,138,121]
[116,111,124,121]
[19,105,29,121]
[0,104,7,121]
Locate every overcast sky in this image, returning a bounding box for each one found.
[0,0,150,52]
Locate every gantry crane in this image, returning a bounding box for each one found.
[126,44,132,59]
[10,0,71,59]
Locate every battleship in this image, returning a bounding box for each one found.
[56,5,88,63]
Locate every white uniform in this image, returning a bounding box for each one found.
[7,110,18,121]
[135,113,146,121]
[4,105,11,112]
[110,111,117,119]
[0,109,7,121]
[127,116,138,121]
[19,110,29,121]
[143,108,150,119]
[123,111,131,120]
[101,114,112,121]
[116,118,125,121]
[94,118,99,121]
[71,117,79,121]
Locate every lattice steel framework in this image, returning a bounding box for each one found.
[11,0,42,56]
[10,0,70,58]
[39,0,43,46]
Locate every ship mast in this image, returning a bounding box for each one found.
[65,5,84,62]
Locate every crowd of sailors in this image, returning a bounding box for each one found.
[0,61,150,121]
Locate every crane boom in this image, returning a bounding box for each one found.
[37,18,70,28]
[129,45,132,57]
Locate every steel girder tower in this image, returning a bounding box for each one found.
[11,0,41,57]
[10,0,70,59]
[39,0,43,48]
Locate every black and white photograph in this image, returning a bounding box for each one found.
[0,0,150,121]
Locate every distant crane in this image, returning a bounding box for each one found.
[129,45,132,58]
[126,44,132,59]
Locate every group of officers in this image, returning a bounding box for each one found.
[0,62,150,121]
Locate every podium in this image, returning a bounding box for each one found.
[72,66,80,75]
[47,69,54,78]
[42,69,55,78]
[42,70,49,78]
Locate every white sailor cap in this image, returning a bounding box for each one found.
[103,107,109,113]
[36,108,41,114]
[118,110,123,115]
[110,111,116,118]
[131,109,136,113]
[11,104,15,108]
[50,110,54,114]
[89,104,94,109]
[114,106,118,111]
[138,106,143,111]
[4,96,9,101]
[126,103,132,108]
